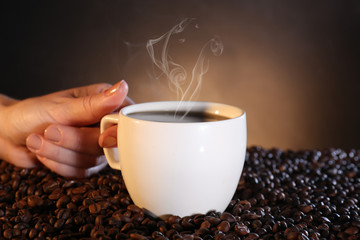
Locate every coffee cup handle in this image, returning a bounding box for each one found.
[100,114,121,170]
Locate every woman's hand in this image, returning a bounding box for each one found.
[0,80,132,178]
[98,125,118,148]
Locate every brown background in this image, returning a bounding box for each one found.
[2,0,360,150]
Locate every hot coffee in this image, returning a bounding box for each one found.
[127,111,229,123]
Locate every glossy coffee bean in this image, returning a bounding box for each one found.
[0,147,359,239]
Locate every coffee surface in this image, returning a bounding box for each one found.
[127,111,229,122]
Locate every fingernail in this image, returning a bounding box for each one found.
[104,80,127,96]
[102,136,117,148]
[44,125,62,143]
[26,134,42,152]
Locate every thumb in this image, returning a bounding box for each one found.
[51,80,129,126]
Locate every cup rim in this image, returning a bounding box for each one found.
[120,101,245,123]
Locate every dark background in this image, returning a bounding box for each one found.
[1,0,360,150]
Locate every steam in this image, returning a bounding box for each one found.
[146,18,224,119]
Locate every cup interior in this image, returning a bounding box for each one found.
[121,101,244,122]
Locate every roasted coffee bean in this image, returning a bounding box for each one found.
[205,215,221,226]
[82,197,94,207]
[1,147,360,239]
[256,227,267,235]
[88,189,102,201]
[65,217,73,225]
[242,212,261,220]
[14,198,26,208]
[235,224,250,236]
[200,220,211,229]
[98,200,110,210]
[244,233,259,240]
[3,229,12,239]
[299,204,313,213]
[71,186,87,195]
[79,223,93,233]
[168,215,181,225]
[56,208,70,220]
[35,169,47,178]
[165,229,179,238]
[108,217,121,228]
[121,222,134,232]
[119,214,131,223]
[220,212,236,223]
[214,231,225,240]
[48,188,62,200]
[285,231,299,240]
[66,202,77,211]
[27,195,44,207]
[90,225,105,238]
[132,212,144,222]
[34,221,42,231]
[14,222,28,231]
[56,195,70,208]
[70,194,82,203]
[142,218,157,228]
[345,226,359,235]
[12,228,20,237]
[18,209,31,223]
[1,173,9,182]
[181,216,195,229]
[89,203,102,214]
[158,224,167,234]
[172,223,184,232]
[352,220,360,228]
[95,215,104,225]
[217,221,230,233]
[74,215,84,225]
[28,228,37,239]
[38,230,46,238]
[34,188,43,196]
[130,233,149,240]
[12,176,20,190]
[127,204,142,213]
[26,184,36,195]
[120,196,131,206]
[54,219,65,229]
[42,181,59,193]
[193,214,205,225]
[62,180,76,188]
[152,231,165,238]
[42,223,54,233]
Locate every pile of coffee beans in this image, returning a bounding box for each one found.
[0,146,359,239]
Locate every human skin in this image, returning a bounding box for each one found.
[0,80,132,178]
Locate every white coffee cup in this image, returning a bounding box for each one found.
[100,101,247,218]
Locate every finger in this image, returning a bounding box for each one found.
[49,82,112,99]
[50,80,129,126]
[44,124,102,155]
[0,136,39,168]
[37,155,108,178]
[69,83,112,97]
[98,125,118,148]
[26,134,105,168]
